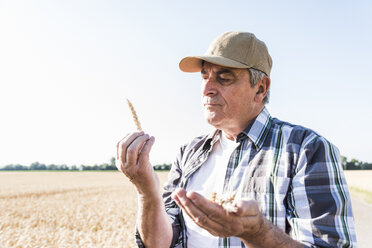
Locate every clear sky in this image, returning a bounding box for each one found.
[0,0,371,167]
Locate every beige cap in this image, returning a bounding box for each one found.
[179,31,273,76]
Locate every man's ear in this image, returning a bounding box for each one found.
[254,76,271,103]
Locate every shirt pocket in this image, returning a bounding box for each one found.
[241,176,291,195]
[240,176,291,225]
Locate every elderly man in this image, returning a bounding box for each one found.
[117,31,356,247]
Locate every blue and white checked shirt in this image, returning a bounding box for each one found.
[136,107,356,247]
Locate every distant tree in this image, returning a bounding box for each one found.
[0,165,13,170]
[351,158,361,166]
[345,158,361,170]
[59,164,69,170]
[30,162,46,170]
[47,164,58,170]
[110,157,116,167]
[102,162,116,170]
[14,164,28,170]
[341,156,347,169]
[361,163,372,170]
[153,163,171,171]
[108,157,117,170]
[0,164,28,170]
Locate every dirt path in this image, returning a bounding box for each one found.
[351,195,372,247]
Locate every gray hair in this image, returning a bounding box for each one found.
[248,68,270,104]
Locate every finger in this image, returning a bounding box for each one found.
[116,133,129,160]
[172,190,195,223]
[190,192,254,236]
[172,189,202,219]
[186,191,227,221]
[173,189,225,234]
[116,133,132,172]
[126,134,150,165]
[138,136,155,163]
[118,131,144,164]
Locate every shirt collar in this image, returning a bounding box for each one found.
[204,107,272,151]
[237,107,272,150]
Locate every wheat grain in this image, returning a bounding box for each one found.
[209,191,238,213]
[126,99,142,131]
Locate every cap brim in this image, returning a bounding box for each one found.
[179,56,250,72]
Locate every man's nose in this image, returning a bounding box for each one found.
[202,77,217,96]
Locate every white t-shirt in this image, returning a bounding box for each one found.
[183,132,239,248]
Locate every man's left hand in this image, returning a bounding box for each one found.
[171,188,264,239]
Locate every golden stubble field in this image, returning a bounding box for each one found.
[0,171,168,248]
[344,170,372,192]
[1,170,371,248]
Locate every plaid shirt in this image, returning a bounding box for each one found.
[136,107,356,247]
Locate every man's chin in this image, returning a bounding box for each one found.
[205,115,223,129]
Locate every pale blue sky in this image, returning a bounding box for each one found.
[0,0,371,166]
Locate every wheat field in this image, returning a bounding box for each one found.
[0,171,168,248]
[1,171,370,248]
[344,170,372,192]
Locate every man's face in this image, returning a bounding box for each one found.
[201,62,262,131]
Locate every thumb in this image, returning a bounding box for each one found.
[138,136,155,162]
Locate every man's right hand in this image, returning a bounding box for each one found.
[117,132,173,247]
[116,131,158,196]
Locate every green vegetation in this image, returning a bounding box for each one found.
[153,163,172,171]
[0,157,171,171]
[341,156,372,170]
[1,155,369,171]
[349,187,372,204]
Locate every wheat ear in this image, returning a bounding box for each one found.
[126,99,142,131]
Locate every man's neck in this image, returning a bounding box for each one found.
[221,106,264,141]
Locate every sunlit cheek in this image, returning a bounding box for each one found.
[201,80,207,97]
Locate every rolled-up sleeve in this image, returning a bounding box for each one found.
[286,135,357,247]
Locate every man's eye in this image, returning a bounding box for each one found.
[217,77,232,84]
[201,70,208,80]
